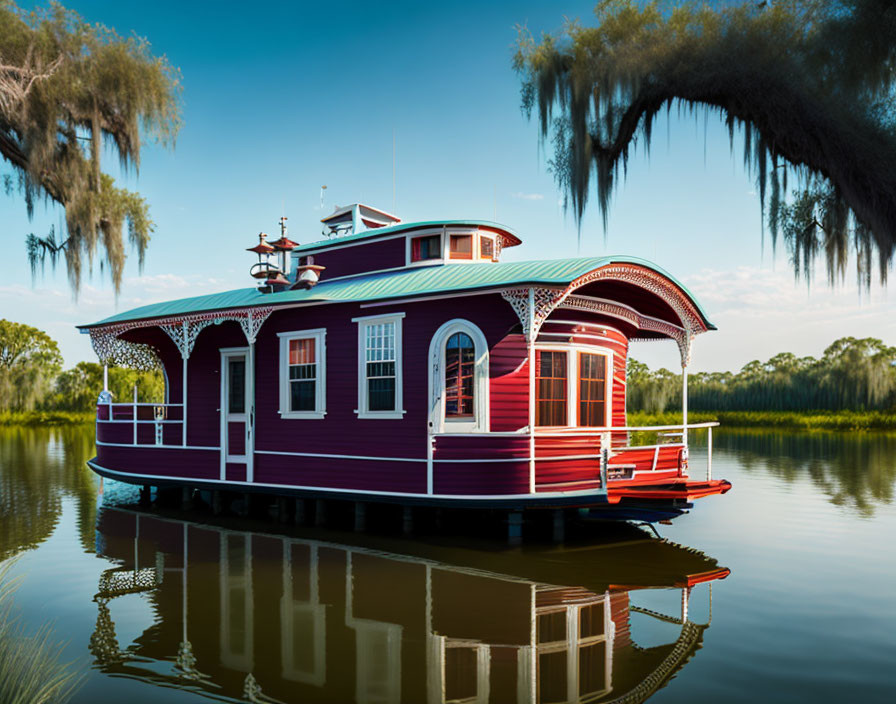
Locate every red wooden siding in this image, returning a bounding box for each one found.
[488,333,529,431]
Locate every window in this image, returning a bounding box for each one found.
[536,350,568,426]
[411,234,441,262]
[278,329,326,418]
[445,332,475,417]
[354,313,405,418]
[578,353,607,426]
[479,235,495,260]
[449,234,473,259]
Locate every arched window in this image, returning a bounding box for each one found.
[445,332,475,417]
[429,319,489,433]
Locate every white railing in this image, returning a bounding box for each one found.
[432,422,719,482]
[96,401,185,447]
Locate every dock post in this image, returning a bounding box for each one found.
[315,499,327,527]
[552,509,566,543]
[277,497,289,524]
[212,490,223,515]
[139,485,152,507]
[180,487,193,511]
[433,507,443,531]
[508,511,523,546]
[354,502,367,532]
[294,498,306,524]
[402,506,413,535]
[239,492,250,518]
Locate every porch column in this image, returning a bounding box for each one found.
[682,360,688,447]
[527,288,536,494]
[181,321,189,447]
[680,330,692,447]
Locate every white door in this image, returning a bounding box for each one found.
[221,348,252,481]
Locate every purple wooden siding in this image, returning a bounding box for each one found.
[225,463,245,482]
[95,444,218,479]
[432,435,529,495]
[308,236,406,279]
[227,422,245,455]
[253,455,426,493]
[96,289,643,497]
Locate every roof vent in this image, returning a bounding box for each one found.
[321,203,400,238]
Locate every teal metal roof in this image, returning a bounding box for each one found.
[293,219,523,254]
[80,256,715,330]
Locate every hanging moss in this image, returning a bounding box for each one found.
[0,1,181,295]
[514,0,896,287]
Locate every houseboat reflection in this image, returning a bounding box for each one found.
[90,508,728,703]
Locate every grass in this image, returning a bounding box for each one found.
[0,411,94,427]
[0,560,83,704]
[628,410,896,431]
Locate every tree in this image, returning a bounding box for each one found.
[0,318,62,411]
[0,1,181,294]
[514,0,896,287]
[52,360,163,410]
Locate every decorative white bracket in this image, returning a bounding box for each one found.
[87,306,276,369]
[500,263,706,367]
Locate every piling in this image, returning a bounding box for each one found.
[354,502,367,532]
[507,511,523,545]
[402,506,413,535]
[212,490,223,515]
[315,499,327,527]
[277,497,289,524]
[552,509,566,543]
[294,498,307,524]
[180,487,193,511]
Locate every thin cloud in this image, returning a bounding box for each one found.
[511,192,544,201]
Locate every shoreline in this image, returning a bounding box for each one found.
[2,409,896,431]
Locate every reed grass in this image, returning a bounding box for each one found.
[0,560,83,704]
[0,411,94,427]
[628,410,896,431]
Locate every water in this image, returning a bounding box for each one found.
[0,426,894,703]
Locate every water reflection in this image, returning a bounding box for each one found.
[91,507,728,703]
[716,430,896,515]
[0,426,97,560]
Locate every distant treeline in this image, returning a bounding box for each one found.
[628,337,896,413]
[0,319,162,413]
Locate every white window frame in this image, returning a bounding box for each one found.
[405,229,444,267]
[353,313,406,419]
[278,328,327,419]
[533,343,613,429]
[428,319,489,433]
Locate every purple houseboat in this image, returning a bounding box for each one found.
[80,204,730,519]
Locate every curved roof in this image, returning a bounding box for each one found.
[293,218,523,254]
[79,255,715,331]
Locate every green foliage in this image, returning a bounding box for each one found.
[0,560,83,703]
[0,318,62,411]
[628,336,896,414]
[0,0,181,294]
[0,321,162,413]
[51,360,163,410]
[514,0,896,287]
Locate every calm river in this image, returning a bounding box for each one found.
[1,426,894,703]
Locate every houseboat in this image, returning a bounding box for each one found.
[80,204,731,521]
[90,506,728,703]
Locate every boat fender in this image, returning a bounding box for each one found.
[678,447,689,474]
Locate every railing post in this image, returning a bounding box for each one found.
[600,431,610,490]
[707,426,713,481]
[132,384,138,445]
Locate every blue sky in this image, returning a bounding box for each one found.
[2,0,893,372]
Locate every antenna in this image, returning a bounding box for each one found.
[493,183,497,220]
[320,185,327,210]
[392,129,396,213]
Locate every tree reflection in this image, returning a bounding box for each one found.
[0,426,97,559]
[716,430,895,516]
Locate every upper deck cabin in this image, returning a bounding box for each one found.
[79,203,729,517]
[293,203,523,280]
